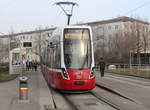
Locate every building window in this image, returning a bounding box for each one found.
[100,35,104,39]
[146,27,148,32]
[109,34,112,38]
[108,26,111,30]
[124,24,127,28]
[23,36,25,40]
[115,25,119,30]
[47,33,50,37]
[96,36,99,40]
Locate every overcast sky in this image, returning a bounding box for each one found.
[0,0,150,34]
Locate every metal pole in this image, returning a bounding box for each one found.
[67,15,71,25]
[130,51,131,69]
[9,35,11,74]
[119,64,120,73]
[147,65,148,77]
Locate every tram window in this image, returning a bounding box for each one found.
[51,49,53,68]
[55,44,61,68]
[54,50,56,67]
[50,48,54,68]
[63,28,92,69]
[47,48,51,67]
[46,50,48,66]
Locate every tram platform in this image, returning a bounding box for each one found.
[0,68,55,110]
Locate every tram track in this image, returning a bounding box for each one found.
[48,85,146,110]
[48,82,133,110]
[47,78,145,110]
[92,83,149,110]
[62,93,119,110]
[61,94,82,110]
[49,86,120,110]
[48,86,75,110]
[96,83,136,103]
[90,91,123,110]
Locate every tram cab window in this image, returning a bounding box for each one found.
[63,28,92,69]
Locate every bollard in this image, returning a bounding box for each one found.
[19,76,28,101]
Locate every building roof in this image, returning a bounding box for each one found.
[78,16,150,26]
[0,16,149,38]
[0,28,56,38]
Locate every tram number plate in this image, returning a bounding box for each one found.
[74,81,85,85]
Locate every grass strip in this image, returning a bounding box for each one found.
[0,71,18,83]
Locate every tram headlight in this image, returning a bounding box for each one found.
[61,68,70,80]
[89,67,95,79]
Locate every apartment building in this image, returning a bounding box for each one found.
[0,36,9,63]
[80,16,149,49]
[0,16,149,63]
[0,28,55,63]
[79,16,150,63]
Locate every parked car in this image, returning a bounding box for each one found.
[108,65,116,70]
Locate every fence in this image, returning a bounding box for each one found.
[95,63,150,78]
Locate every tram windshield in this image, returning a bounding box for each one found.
[63,28,91,69]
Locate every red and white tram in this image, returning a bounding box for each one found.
[41,26,95,92]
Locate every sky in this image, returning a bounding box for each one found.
[0,0,150,34]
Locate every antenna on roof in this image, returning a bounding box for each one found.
[55,1,78,25]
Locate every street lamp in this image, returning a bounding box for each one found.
[130,50,133,69]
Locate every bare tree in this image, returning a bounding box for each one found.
[94,17,149,64]
[128,19,149,64]
[141,25,149,63]
[103,18,149,64]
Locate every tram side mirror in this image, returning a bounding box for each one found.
[50,42,57,48]
[50,42,54,48]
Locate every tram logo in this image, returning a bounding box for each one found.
[76,72,83,79]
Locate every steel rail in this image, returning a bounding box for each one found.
[62,94,80,110]
[96,84,136,103]
[90,92,123,110]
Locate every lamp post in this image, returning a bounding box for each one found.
[130,50,133,69]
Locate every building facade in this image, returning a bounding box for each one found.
[0,36,9,63]
[0,28,55,63]
[0,16,150,63]
[81,16,149,49]
[79,16,150,63]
